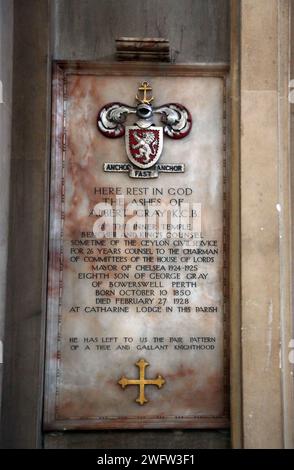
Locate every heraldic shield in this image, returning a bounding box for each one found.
[125,126,163,169]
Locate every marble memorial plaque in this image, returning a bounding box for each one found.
[44,63,229,429]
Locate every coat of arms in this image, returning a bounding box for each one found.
[97,81,192,178]
[126,127,163,169]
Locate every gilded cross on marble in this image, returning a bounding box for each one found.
[118,359,165,405]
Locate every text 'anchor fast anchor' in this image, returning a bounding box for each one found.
[118,359,165,405]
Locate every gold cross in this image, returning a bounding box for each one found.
[136,81,154,105]
[118,359,165,405]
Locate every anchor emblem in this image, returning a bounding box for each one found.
[136,81,154,105]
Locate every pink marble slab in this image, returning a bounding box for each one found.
[44,63,229,430]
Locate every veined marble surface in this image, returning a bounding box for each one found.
[44,70,228,429]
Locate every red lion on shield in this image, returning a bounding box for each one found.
[130,130,159,164]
